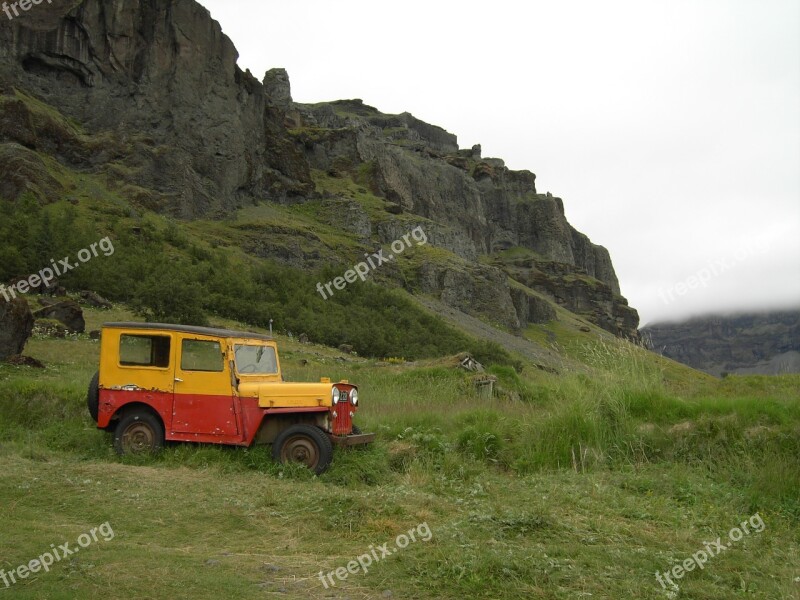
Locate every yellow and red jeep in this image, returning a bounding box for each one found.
[87,323,373,473]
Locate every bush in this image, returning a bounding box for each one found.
[0,197,522,366]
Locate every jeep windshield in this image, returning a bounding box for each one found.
[234,344,278,375]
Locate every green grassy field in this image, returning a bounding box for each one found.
[1,306,799,599]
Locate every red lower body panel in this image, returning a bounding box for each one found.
[98,391,333,447]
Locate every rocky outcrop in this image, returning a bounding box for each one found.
[291,99,636,336]
[0,0,312,217]
[642,310,800,376]
[417,261,521,331]
[0,297,34,360]
[294,101,620,288]
[33,299,85,333]
[79,290,112,309]
[263,68,293,114]
[510,288,558,326]
[500,257,637,338]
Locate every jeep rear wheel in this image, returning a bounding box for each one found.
[87,371,100,422]
[272,424,333,475]
[114,411,164,456]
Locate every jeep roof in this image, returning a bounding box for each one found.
[102,322,273,341]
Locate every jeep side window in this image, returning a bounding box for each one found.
[181,339,224,372]
[120,335,171,368]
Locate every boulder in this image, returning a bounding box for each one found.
[418,262,521,330]
[80,290,113,309]
[6,355,45,368]
[33,300,85,333]
[0,297,34,360]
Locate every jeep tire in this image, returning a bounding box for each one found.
[114,410,165,456]
[272,424,333,475]
[87,371,100,422]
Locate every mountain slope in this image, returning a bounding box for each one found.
[642,310,800,376]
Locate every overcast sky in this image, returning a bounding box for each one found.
[199,0,799,326]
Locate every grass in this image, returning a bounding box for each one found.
[1,305,799,598]
[310,169,408,224]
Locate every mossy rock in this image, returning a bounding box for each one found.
[33,318,69,338]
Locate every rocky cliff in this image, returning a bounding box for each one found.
[642,310,800,376]
[0,0,639,338]
[0,0,311,218]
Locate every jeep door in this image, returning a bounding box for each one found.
[171,335,239,436]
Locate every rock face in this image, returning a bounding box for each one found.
[501,257,637,337]
[33,300,86,333]
[0,0,312,217]
[291,99,637,336]
[642,310,800,376]
[0,0,640,339]
[0,297,34,360]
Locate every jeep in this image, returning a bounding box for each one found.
[87,323,373,473]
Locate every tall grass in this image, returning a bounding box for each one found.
[2,332,798,518]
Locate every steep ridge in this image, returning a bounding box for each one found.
[0,0,639,339]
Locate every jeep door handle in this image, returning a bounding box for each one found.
[174,378,184,383]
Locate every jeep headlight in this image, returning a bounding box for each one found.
[332,387,341,405]
[351,388,358,406]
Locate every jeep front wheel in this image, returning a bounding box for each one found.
[114,411,165,456]
[272,424,333,475]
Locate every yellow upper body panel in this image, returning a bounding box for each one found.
[100,326,177,393]
[99,323,337,409]
[239,380,333,408]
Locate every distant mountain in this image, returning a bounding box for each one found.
[641,310,800,376]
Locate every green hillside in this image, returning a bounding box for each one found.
[0,303,798,599]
